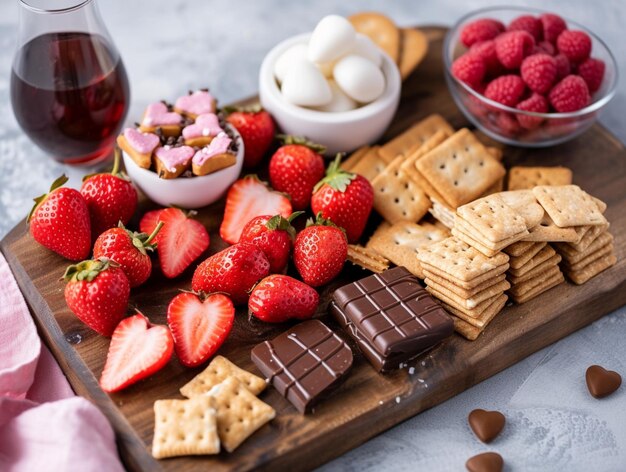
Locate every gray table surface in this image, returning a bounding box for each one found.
[0,1,624,471]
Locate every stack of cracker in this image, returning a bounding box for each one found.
[152,356,274,459]
[417,237,510,341]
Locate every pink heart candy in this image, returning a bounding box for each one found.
[175,90,216,116]
[182,113,224,140]
[142,102,182,127]
[123,128,160,154]
[193,132,232,166]
[154,145,194,172]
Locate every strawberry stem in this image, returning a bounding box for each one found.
[63,258,111,283]
[276,135,326,154]
[111,148,121,176]
[313,153,355,193]
[221,103,263,116]
[144,221,164,246]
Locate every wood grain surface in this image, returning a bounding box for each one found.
[2,27,626,471]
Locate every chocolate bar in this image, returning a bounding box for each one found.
[251,320,353,414]
[330,266,453,372]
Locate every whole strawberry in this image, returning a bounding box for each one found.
[293,215,347,287]
[224,105,275,169]
[311,155,374,243]
[239,212,303,273]
[64,258,130,336]
[192,242,270,305]
[93,222,163,287]
[269,136,326,210]
[28,175,91,261]
[81,150,138,240]
[249,275,319,323]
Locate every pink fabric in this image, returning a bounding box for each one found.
[0,251,124,472]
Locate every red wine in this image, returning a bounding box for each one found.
[11,32,129,164]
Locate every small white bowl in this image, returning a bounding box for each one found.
[259,33,401,155]
[122,124,244,209]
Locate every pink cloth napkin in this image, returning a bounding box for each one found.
[0,251,124,472]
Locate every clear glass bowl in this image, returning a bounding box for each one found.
[444,6,618,147]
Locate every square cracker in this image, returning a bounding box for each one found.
[372,155,431,223]
[180,355,266,398]
[456,194,529,243]
[505,240,539,257]
[451,315,484,341]
[350,146,386,182]
[347,245,390,273]
[429,199,456,228]
[555,231,613,263]
[498,190,544,229]
[507,253,562,285]
[417,237,509,282]
[443,293,508,330]
[562,223,610,253]
[509,242,547,269]
[565,254,617,285]
[208,377,275,453]
[152,396,219,459]
[511,271,565,304]
[416,129,506,209]
[563,243,614,272]
[507,166,573,190]
[507,245,556,277]
[451,227,504,258]
[422,263,509,290]
[429,287,503,319]
[401,130,451,181]
[341,146,370,171]
[533,185,607,227]
[454,217,528,250]
[366,222,448,278]
[379,114,454,162]
[522,213,580,242]
[425,273,507,298]
[509,265,562,296]
[426,277,510,310]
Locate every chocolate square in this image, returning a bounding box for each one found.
[330,267,453,372]
[251,320,353,414]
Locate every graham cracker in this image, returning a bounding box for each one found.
[498,190,545,229]
[505,240,538,257]
[507,166,573,190]
[366,221,448,278]
[507,254,562,285]
[350,146,386,182]
[509,264,562,296]
[511,271,565,303]
[341,146,370,171]
[152,396,219,459]
[509,242,547,269]
[507,245,556,277]
[417,237,509,282]
[563,244,614,272]
[522,213,579,242]
[208,377,275,453]
[555,231,613,263]
[422,263,509,290]
[561,223,610,253]
[426,277,510,310]
[451,227,505,258]
[372,155,431,223]
[533,185,607,227]
[443,293,508,329]
[416,129,506,208]
[180,355,266,398]
[401,130,451,180]
[451,315,484,341]
[565,254,617,285]
[456,194,529,243]
[425,273,507,298]
[379,114,454,162]
[347,245,390,273]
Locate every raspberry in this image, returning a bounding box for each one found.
[495,31,535,69]
[460,18,505,47]
[508,15,543,41]
[554,54,571,80]
[520,53,557,94]
[535,41,556,56]
[451,53,486,89]
[469,40,502,76]
[576,57,605,93]
[484,75,526,107]
[549,75,590,112]
[540,13,567,44]
[557,30,592,63]
[495,112,521,137]
[516,93,549,129]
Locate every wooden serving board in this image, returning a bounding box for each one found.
[2,27,626,472]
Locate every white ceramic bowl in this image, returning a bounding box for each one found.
[259,33,401,155]
[122,124,244,209]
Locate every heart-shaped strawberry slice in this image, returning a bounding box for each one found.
[182,113,224,139]
[142,102,182,127]
[468,409,506,443]
[175,90,216,116]
[99,313,174,393]
[167,292,235,367]
[123,128,160,154]
[586,365,622,398]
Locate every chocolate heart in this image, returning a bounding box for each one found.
[468,409,505,443]
[586,365,622,398]
[465,452,503,472]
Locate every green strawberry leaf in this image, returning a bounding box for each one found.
[313,153,355,193]
[276,135,326,154]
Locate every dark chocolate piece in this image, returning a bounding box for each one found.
[468,409,505,443]
[465,452,503,472]
[586,365,622,398]
[251,320,353,414]
[330,266,453,372]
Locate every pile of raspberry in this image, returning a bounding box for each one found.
[452,13,605,130]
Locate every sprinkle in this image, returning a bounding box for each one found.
[395,396,401,404]
[421,361,426,366]
[417,378,425,383]
[409,367,415,375]
[379,400,384,405]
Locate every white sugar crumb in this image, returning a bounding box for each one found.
[421,361,426,366]
[395,396,401,404]
[409,367,415,375]
[379,400,384,405]
[417,378,425,383]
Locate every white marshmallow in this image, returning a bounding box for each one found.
[281,58,332,107]
[352,34,383,67]
[314,80,358,112]
[273,43,308,83]
[307,15,356,63]
[333,55,386,103]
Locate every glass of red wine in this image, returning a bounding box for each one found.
[11,0,130,165]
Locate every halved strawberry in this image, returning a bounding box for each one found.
[167,292,235,367]
[99,313,174,393]
[139,208,164,236]
[157,208,210,278]
[219,176,292,245]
